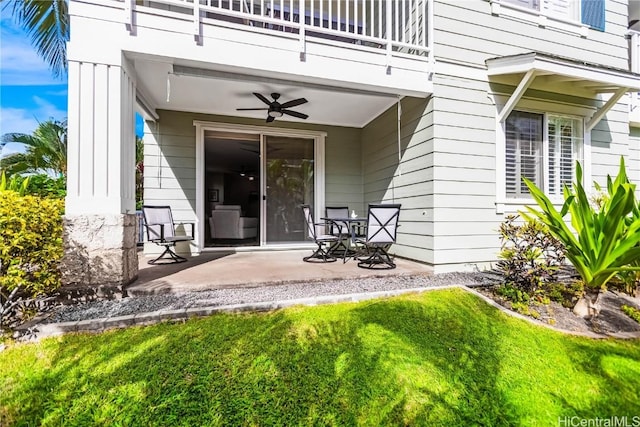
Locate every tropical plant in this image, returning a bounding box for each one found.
[1,0,69,79]
[522,158,640,303]
[0,172,29,196]
[1,119,67,178]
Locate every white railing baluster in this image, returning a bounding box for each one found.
[346,0,350,33]
[354,0,358,35]
[362,0,366,36]
[422,0,426,47]
[300,0,306,59]
[402,0,406,43]
[369,0,374,37]
[132,0,430,59]
[378,0,382,39]
[386,0,392,66]
[394,0,399,42]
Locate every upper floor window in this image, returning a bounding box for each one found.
[505,111,583,199]
[496,0,605,31]
[503,0,579,22]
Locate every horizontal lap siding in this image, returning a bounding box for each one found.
[143,113,197,225]
[362,96,435,264]
[590,104,636,185]
[434,0,629,68]
[143,110,364,240]
[324,127,364,214]
[432,70,502,268]
[427,0,633,272]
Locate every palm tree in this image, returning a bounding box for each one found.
[1,0,69,78]
[1,119,68,178]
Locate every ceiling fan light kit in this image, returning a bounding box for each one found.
[237,92,308,123]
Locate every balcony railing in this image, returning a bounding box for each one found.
[127,0,432,60]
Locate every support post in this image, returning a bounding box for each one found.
[64,53,138,291]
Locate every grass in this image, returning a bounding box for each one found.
[1,288,639,426]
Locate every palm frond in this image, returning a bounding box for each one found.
[3,0,69,79]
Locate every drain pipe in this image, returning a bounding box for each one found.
[392,95,402,203]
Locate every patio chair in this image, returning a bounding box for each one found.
[301,204,339,263]
[142,205,195,265]
[355,204,401,269]
[325,206,350,256]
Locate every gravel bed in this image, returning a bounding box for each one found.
[45,272,500,324]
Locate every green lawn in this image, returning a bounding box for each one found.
[1,288,639,426]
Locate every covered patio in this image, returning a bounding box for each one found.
[127,250,433,295]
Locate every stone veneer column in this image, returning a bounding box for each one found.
[62,214,138,290]
[63,49,139,290]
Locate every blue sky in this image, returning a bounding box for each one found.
[0,11,142,157]
[1,11,67,155]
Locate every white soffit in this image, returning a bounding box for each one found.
[133,59,400,128]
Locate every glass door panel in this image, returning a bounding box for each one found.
[264,135,314,243]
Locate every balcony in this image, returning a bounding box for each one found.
[630,29,640,126]
[69,0,433,98]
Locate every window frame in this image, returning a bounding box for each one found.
[489,0,589,37]
[495,102,591,214]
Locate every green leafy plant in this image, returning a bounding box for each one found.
[0,173,65,199]
[0,190,64,333]
[0,172,29,196]
[522,158,640,301]
[497,214,566,295]
[621,305,640,323]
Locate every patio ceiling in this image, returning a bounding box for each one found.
[132,56,401,128]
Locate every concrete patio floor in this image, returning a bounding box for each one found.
[126,250,434,295]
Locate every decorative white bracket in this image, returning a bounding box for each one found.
[586,88,628,132]
[497,69,538,123]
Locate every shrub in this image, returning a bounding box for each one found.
[0,190,64,332]
[497,214,566,296]
[621,305,640,323]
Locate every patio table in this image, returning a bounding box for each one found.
[321,217,368,262]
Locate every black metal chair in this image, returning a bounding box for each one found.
[355,204,401,269]
[325,206,350,256]
[142,205,195,265]
[301,204,339,263]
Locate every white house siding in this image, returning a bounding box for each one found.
[631,126,640,190]
[361,96,436,265]
[426,0,636,272]
[143,110,363,253]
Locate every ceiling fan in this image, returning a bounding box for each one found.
[237,92,308,123]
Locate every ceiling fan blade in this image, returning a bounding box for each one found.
[236,108,269,111]
[253,92,272,105]
[266,115,276,123]
[282,109,308,119]
[280,98,308,109]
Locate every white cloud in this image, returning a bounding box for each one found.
[0,97,66,135]
[0,13,66,86]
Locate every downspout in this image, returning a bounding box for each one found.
[393,95,402,203]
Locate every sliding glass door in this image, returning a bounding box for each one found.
[264,135,315,243]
